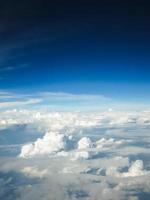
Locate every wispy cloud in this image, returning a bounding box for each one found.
[0,90,42,110]
[0,90,149,111]
[37,92,110,101]
[0,64,28,73]
[0,99,42,109]
[0,90,112,111]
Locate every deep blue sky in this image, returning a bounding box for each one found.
[0,0,150,102]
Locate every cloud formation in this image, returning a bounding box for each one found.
[21,166,48,178]
[77,137,93,149]
[20,131,67,158]
[0,109,150,200]
[0,90,112,111]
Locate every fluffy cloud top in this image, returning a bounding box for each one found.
[122,160,149,177]
[72,151,92,160]
[10,109,145,160]
[106,160,150,178]
[77,137,93,149]
[20,131,67,158]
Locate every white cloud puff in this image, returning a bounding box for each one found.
[77,137,93,149]
[106,160,150,178]
[72,151,92,160]
[122,160,149,177]
[20,131,67,158]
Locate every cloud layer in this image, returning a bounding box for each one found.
[0,109,150,200]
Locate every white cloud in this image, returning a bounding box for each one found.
[20,131,67,158]
[16,109,149,159]
[21,166,48,178]
[38,91,109,101]
[0,99,42,109]
[0,90,112,111]
[96,137,126,150]
[1,107,150,200]
[77,137,93,149]
[1,104,150,131]
[122,160,149,177]
[72,151,92,160]
[106,160,150,178]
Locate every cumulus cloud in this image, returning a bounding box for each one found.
[122,160,150,177]
[20,131,68,158]
[77,137,93,149]
[106,160,150,178]
[0,109,101,131]
[20,133,127,160]
[70,137,97,160]
[71,151,99,161]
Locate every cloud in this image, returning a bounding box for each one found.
[0,65,28,72]
[0,108,150,199]
[0,98,42,109]
[96,138,126,150]
[0,90,112,111]
[77,137,93,149]
[1,89,150,112]
[121,160,150,177]
[0,108,104,131]
[20,131,68,158]
[0,90,43,111]
[72,151,92,160]
[21,166,48,178]
[1,107,150,131]
[6,109,147,161]
[106,160,150,178]
[38,92,109,101]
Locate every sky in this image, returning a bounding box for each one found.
[0,2,150,200]
[0,0,150,109]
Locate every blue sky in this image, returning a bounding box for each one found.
[0,0,150,110]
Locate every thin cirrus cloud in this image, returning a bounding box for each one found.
[37,91,110,102]
[0,64,30,81]
[0,90,112,111]
[0,98,42,109]
[0,90,149,111]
